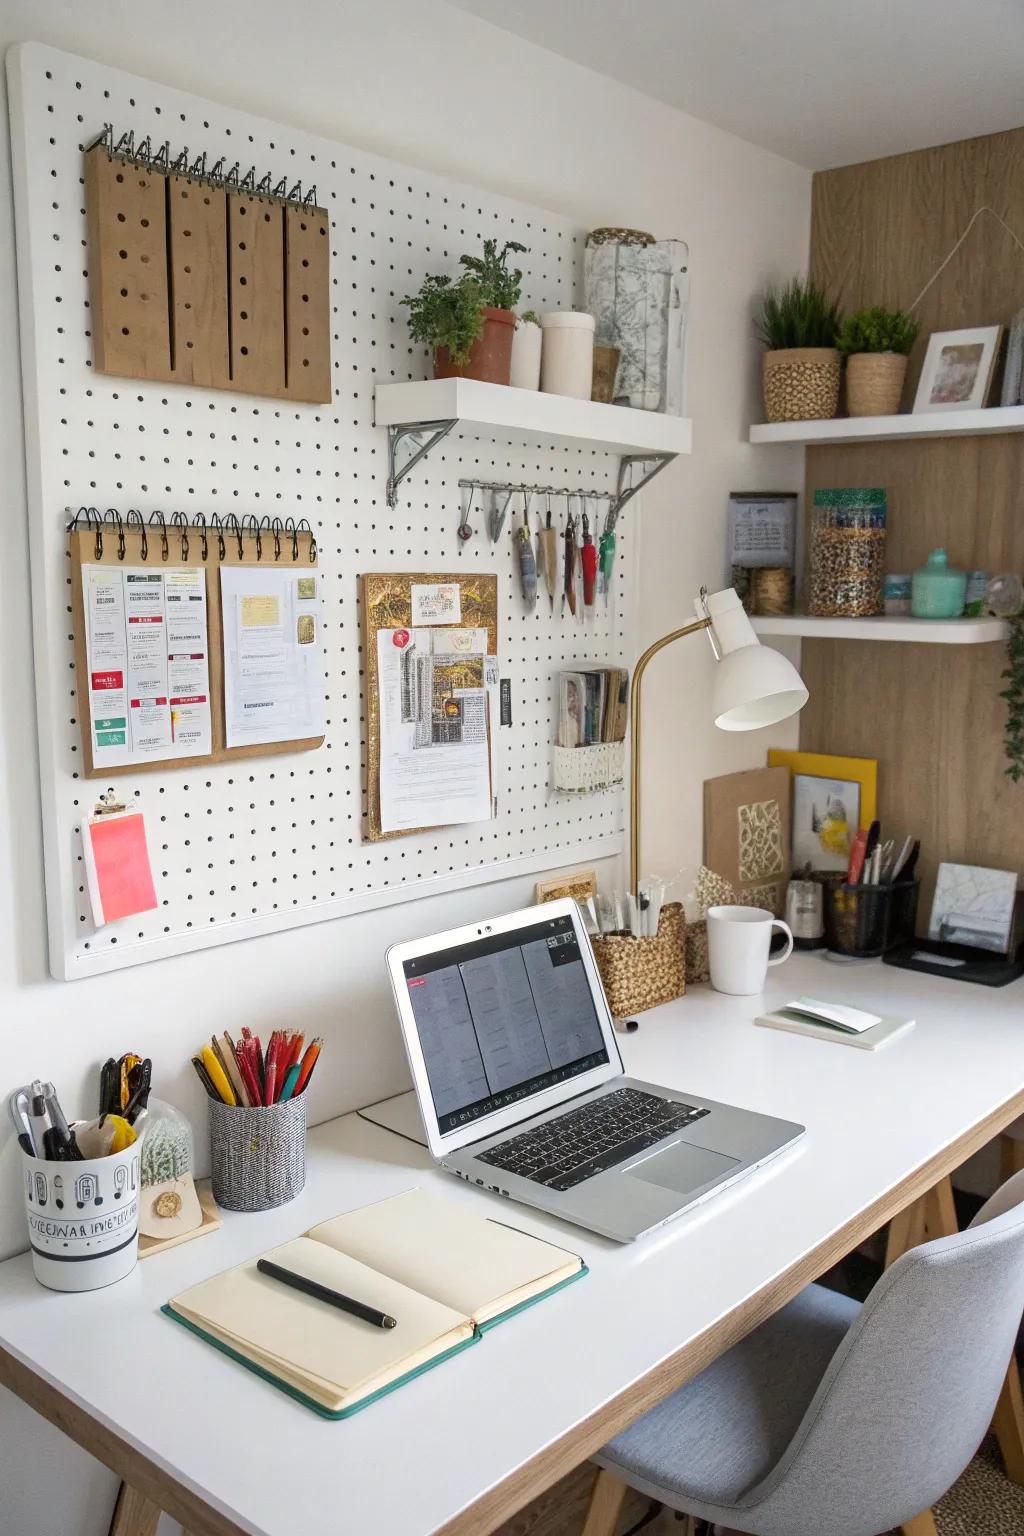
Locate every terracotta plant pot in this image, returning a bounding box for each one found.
[762,346,841,422]
[434,307,515,385]
[845,351,908,416]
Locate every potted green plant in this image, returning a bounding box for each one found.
[756,278,842,422]
[510,309,542,390]
[401,239,527,386]
[837,306,920,416]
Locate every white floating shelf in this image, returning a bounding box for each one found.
[375,378,692,457]
[749,405,1024,447]
[752,614,1008,645]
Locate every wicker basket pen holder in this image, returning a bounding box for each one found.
[209,1094,306,1212]
[592,902,686,1018]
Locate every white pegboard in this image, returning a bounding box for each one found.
[8,41,635,981]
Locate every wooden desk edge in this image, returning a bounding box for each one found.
[2,1088,1023,1536]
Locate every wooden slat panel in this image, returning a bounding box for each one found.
[284,203,331,402]
[85,147,170,380]
[802,127,1024,923]
[167,175,229,388]
[227,193,285,395]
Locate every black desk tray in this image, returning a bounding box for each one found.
[884,936,1024,988]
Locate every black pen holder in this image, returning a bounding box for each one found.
[209,1094,306,1212]
[821,877,919,959]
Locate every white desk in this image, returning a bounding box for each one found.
[2,955,1024,1536]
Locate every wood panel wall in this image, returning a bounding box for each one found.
[800,128,1024,922]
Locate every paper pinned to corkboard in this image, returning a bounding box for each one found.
[360,572,498,842]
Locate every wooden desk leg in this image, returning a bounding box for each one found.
[581,1468,628,1536]
[901,1510,939,1536]
[1002,1134,1024,1183]
[108,1481,162,1536]
[884,1195,927,1267]
[993,1356,1024,1487]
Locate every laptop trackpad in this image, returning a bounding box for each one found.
[626,1140,739,1195]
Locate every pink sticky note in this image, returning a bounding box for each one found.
[83,813,158,926]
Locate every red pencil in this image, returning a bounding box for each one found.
[285,1032,305,1074]
[236,1046,263,1108]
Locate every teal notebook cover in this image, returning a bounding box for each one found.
[161,1263,587,1417]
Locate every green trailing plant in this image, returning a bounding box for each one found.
[400,273,484,366]
[459,239,527,312]
[837,306,919,357]
[756,277,842,350]
[520,309,540,326]
[1001,614,1024,782]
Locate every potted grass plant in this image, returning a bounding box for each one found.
[402,239,527,386]
[838,306,920,416]
[756,278,842,422]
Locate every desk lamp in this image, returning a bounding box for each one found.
[629,586,808,895]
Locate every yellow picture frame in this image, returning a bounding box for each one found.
[535,869,598,905]
[767,751,877,827]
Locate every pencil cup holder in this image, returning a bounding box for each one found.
[209,1094,306,1212]
[821,878,920,959]
[21,1138,142,1292]
[591,902,686,1017]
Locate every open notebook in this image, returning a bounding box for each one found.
[162,1188,586,1418]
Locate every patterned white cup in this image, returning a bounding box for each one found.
[22,1137,142,1292]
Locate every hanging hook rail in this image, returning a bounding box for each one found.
[458,478,619,501]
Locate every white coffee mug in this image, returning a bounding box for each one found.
[706,904,794,996]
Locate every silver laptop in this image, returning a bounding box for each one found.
[386,898,805,1242]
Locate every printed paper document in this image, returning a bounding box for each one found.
[221,567,325,747]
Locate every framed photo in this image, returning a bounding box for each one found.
[535,869,598,905]
[767,750,877,874]
[913,326,1003,414]
[928,862,1018,954]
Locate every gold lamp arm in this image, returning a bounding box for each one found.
[628,616,713,897]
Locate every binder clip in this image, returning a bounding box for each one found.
[93,790,126,819]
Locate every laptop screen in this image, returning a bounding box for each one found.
[402,912,610,1135]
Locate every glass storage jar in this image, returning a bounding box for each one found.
[808,487,887,617]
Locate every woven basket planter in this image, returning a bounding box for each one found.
[592,902,686,1018]
[845,351,908,416]
[762,347,840,422]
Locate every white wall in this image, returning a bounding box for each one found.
[0,2,810,1529]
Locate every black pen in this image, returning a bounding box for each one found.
[256,1258,398,1329]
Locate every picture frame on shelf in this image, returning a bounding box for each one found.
[912,326,1003,414]
[767,750,878,873]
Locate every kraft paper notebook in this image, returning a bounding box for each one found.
[163,1188,586,1418]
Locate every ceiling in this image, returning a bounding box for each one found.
[448,0,1024,170]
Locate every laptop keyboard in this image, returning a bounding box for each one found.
[476,1087,710,1193]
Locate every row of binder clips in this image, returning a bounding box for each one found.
[89,124,320,208]
[67,507,318,563]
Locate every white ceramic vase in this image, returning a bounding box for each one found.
[509,318,542,390]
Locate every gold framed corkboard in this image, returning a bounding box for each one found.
[360,572,498,842]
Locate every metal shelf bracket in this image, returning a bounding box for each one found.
[614,452,676,516]
[385,420,457,508]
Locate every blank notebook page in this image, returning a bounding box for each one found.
[170,1236,470,1402]
[308,1188,581,1323]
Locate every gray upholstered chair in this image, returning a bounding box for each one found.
[582,1170,1024,1536]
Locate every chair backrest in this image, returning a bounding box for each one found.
[748,1170,1024,1536]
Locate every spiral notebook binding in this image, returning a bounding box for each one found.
[89,124,320,209]
[68,508,317,563]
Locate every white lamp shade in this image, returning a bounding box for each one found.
[712,641,808,731]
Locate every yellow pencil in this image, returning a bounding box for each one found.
[201,1044,237,1105]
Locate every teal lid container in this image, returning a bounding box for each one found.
[911,548,967,619]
